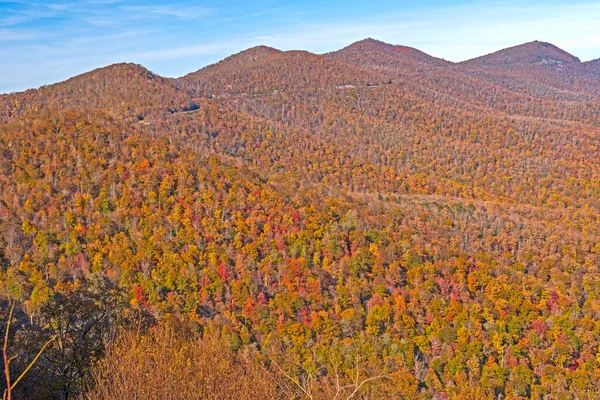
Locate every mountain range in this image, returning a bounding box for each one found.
[2,39,599,114]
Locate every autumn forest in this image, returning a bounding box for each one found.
[1,38,600,399]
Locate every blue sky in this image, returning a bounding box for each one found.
[1,0,600,93]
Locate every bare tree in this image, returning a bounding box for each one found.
[269,338,394,400]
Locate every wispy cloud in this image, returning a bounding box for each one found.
[88,0,125,4]
[0,7,58,27]
[207,6,293,25]
[120,4,214,20]
[0,28,37,41]
[46,3,81,12]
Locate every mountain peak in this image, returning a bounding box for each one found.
[96,62,151,72]
[337,38,395,52]
[235,45,281,58]
[463,41,580,67]
[329,38,451,69]
[184,45,281,79]
[355,37,390,46]
[69,63,158,83]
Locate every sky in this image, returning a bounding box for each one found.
[1,0,600,93]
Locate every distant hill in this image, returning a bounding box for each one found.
[183,46,282,78]
[462,40,581,67]
[327,38,451,70]
[0,63,190,123]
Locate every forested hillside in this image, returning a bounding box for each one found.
[0,39,599,399]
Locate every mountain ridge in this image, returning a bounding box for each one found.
[1,39,598,125]
[1,39,596,97]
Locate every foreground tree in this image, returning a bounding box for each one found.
[2,299,55,400]
[0,277,131,399]
[36,277,126,399]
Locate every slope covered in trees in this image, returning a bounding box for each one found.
[0,39,599,399]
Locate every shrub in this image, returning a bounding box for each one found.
[82,322,280,400]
